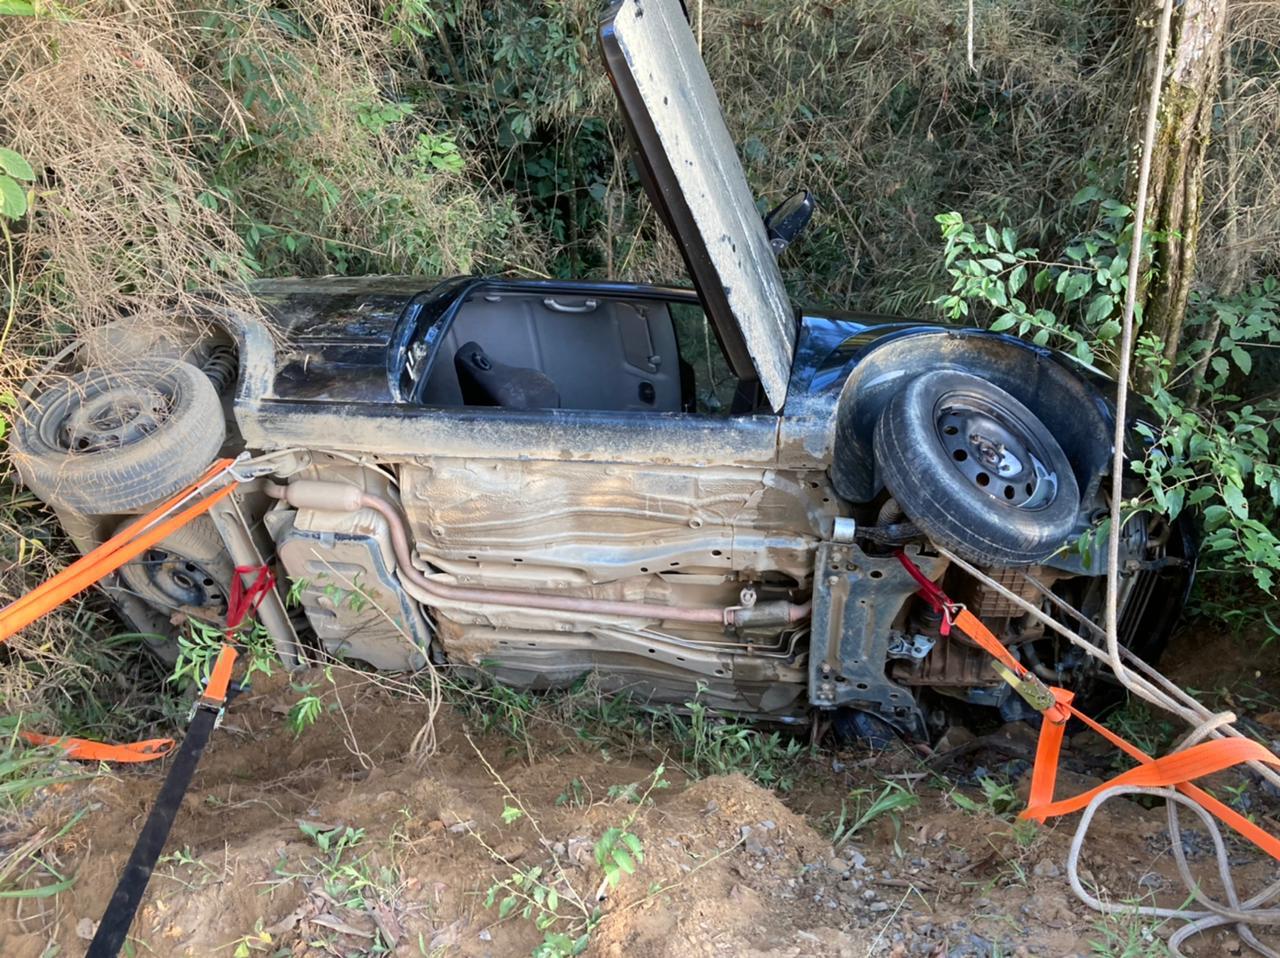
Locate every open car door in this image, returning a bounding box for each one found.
[600,0,796,411]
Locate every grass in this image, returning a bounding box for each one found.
[829,781,919,849]
[1103,699,1179,759]
[0,733,95,900]
[443,670,811,791]
[1087,909,1171,958]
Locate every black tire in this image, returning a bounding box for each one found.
[873,369,1080,566]
[118,517,234,624]
[11,359,224,514]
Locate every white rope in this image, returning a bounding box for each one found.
[1103,0,1175,692]
[936,546,1280,790]
[966,0,975,71]
[1067,3,1280,948]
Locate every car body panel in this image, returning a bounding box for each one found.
[235,276,1128,485]
[14,0,1198,734]
[600,0,796,411]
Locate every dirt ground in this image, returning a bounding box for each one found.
[4,628,1280,958]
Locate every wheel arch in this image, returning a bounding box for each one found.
[829,329,1113,504]
[197,303,276,405]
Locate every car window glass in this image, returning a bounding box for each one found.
[671,302,739,415]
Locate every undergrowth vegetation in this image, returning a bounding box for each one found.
[446,672,811,791]
[1,0,1279,909]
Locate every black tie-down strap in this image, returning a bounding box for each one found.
[85,686,238,958]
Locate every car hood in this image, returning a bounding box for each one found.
[600,0,795,411]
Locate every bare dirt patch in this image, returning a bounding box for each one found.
[3,635,1279,957]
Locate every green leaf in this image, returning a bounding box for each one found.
[1002,227,1017,253]
[610,847,636,875]
[0,2,37,16]
[1063,272,1091,303]
[1072,185,1104,205]
[1034,269,1052,294]
[1096,319,1122,342]
[0,147,33,180]
[500,804,524,825]
[499,894,518,918]
[1223,483,1249,520]
[1203,504,1229,529]
[1008,264,1027,294]
[1031,328,1050,347]
[950,791,982,812]
[1085,293,1114,327]
[1231,347,1253,375]
[0,175,27,219]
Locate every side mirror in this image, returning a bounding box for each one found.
[764,190,816,256]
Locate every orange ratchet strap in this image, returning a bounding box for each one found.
[17,732,176,764]
[0,459,238,643]
[2,459,241,763]
[897,551,1280,864]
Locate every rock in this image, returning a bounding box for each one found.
[826,857,850,873]
[934,726,977,752]
[566,836,594,866]
[740,824,768,856]
[76,918,97,941]
[844,847,867,869]
[494,840,525,862]
[1032,858,1061,879]
[869,901,892,913]
[759,819,776,830]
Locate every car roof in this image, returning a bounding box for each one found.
[599,0,796,411]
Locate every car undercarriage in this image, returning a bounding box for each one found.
[7,0,1195,744]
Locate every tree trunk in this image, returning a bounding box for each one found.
[1133,0,1228,379]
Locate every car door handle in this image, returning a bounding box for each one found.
[542,297,599,313]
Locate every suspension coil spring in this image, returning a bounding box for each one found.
[200,344,238,395]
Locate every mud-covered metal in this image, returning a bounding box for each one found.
[808,542,947,738]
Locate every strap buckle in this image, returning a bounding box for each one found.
[187,643,239,728]
[991,661,1059,714]
[188,694,227,728]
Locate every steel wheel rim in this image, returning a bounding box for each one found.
[137,549,227,616]
[38,371,179,456]
[933,390,1059,510]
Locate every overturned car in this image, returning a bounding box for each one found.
[10,0,1193,739]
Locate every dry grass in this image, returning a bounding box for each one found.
[0,0,1277,749]
[0,3,253,367]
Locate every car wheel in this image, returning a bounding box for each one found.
[11,359,225,514]
[118,517,234,625]
[872,369,1081,566]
